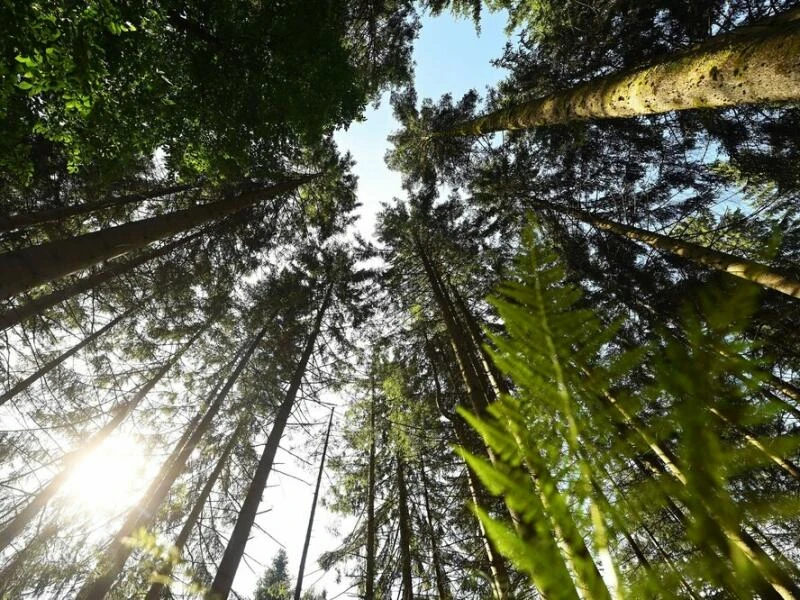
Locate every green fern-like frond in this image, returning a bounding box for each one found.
[457,223,800,600]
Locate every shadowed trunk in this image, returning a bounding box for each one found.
[415,232,584,600]
[0,227,208,331]
[420,460,451,600]
[208,282,334,600]
[294,408,334,600]
[365,375,377,600]
[397,458,414,600]
[0,175,317,300]
[0,183,196,233]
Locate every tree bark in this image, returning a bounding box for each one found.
[0,227,207,331]
[294,408,334,600]
[536,198,800,299]
[365,372,377,600]
[75,325,269,600]
[419,460,451,600]
[0,175,317,300]
[0,306,135,407]
[435,8,800,137]
[0,183,195,233]
[0,328,203,551]
[414,235,581,600]
[144,418,246,600]
[208,282,334,600]
[397,458,414,600]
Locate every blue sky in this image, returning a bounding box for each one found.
[335,9,511,239]
[231,9,513,600]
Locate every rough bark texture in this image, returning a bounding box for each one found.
[0,307,134,406]
[0,175,317,300]
[75,326,268,600]
[0,330,201,551]
[208,282,333,600]
[436,8,800,137]
[294,408,334,600]
[534,198,800,299]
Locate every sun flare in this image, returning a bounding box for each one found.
[61,434,149,516]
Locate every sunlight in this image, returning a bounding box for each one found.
[61,434,149,516]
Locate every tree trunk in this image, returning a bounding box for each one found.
[0,175,317,300]
[533,198,800,299]
[0,328,203,551]
[412,232,492,415]
[208,282,334,600]
[397,458,414,600]
[414,233,587,600]
[435,8,800,137]
[145,418,246,600]
[0,306,135,407]
[0,227,208,331]
[0,183,196,233]
[365,374,377,600]
[75,325,269,600]
[294,408,334,600]
[419,460,451,600]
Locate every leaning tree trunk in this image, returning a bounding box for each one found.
[145,418,247,600]
[0,226,209,331]
[434,8,800,138]
[0,174,317,300]
[397,457,414,600]
[75,325,269,600]
[0,327,203,551]
[0,306,135,406]
[0,182,196,233]
[294,408,334,600]
[209,282,334,600]
[532,198,800,299]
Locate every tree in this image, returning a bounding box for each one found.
[434,8,800,137]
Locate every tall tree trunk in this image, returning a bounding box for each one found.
[434,8,800,138]
[414,233,587,600]
[0,328,203,551]
[425,335,513,600]
[0,227,208,331]
[144,418,246,600]
[397,458,414,600]
[419,460,451,600]
[208,282,334,600]
[0,183,196,233]
[0,175,317,300]
[75,325,269,600]
[365,374,377,600]
[294,408,334,600]
[0,306,135,406]
[533,198,800,299]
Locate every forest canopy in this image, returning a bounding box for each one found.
[0,1,799,599]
